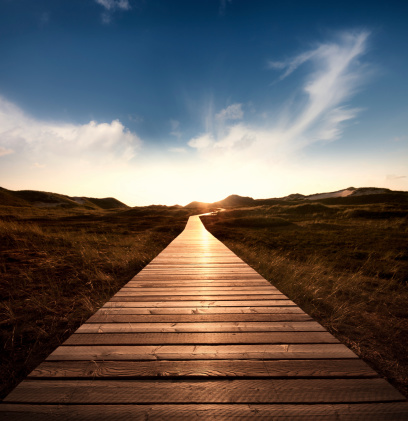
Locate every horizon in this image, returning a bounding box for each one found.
[1,1,407,206]
[2,184,405,209]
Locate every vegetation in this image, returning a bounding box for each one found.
[201,196,408,397]
[1,185,407,400]
[0,204,193,399]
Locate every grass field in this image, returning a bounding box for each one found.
[201,196,408,397]
[0,204,193,399]
[1,192,407,400]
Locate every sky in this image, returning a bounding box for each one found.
[0,0,407,206]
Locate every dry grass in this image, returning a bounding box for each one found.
[201,199,408,397]
[0,205,193,399]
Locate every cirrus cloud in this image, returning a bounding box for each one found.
[95,0,131,24]
[215,103,243,121]
[188,31,370,165]
[95,0,131,11]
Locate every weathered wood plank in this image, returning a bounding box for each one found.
[65,331,338,345]
[109,294,289,301]
[95,306,306,315]
[29,359,379,379]
[76,321,326,333]
[148,262,249,266]
[116,288,280,295]
[3,403,408,421]
[125,282,272,287]
[4,379,405,404]
[121,286,275,291]
[86,313,313,323]
[46,344,357,360]
[103,300,297,308]
[131,273,265,278]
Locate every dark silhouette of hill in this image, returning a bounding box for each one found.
[0,187,128,210]
[85,197,128,209]
[2,186,406,211]
[185,187,408,209]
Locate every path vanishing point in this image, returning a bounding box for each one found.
[1,215,408,419]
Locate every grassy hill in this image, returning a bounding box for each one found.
[185,187,408,210]
[0,187,129,210]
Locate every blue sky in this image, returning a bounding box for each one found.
[0,0,407,205]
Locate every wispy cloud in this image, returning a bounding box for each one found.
[268,50,318,81]
[169,147,187,154]
[386,174,407,181]
[219,0,232,16]
[95,0,131,24]
[170,119,182,139]
[215,103,243,121]
[96,0,131,11]
[188,31,370,164]
[128,113,144,124]
[0,146,14,157]
[38,11,50,27]
[0,95,142,166]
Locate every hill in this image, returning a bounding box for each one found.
[185,187,408,209]
[0,187,128,210]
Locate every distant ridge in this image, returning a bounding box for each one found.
[185,187,408,209]
[290,187,392,201]
[1,186,406,210]
[0,187,129,210]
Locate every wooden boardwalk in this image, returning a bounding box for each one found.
[1,215,408,419]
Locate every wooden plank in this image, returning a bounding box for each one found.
[46,344,357,360]
[122,285,275,289]
[113,291,286,297]
[136,273,264,278]
[29,359,379,379]
[95,306,307,315]
[86,313,313,323]
[103,300,297,308]
[65,331,338,345]
[2,403,408,420]
[76,321,326,333]
[138,271,261,275]
[116,289,281,294]
[149,260,248,262]
[109,295,288,301]
[4,378,405,404]
[125,282,272,287]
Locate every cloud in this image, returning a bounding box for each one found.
[268,50,318,81]
[386,174,407,181]
[39,11,50,26]
[169,147,187,154]
[95,0,131,24]
[188,133,215,150]
[128,113,144,123]
[188,31,370,163]
[219,0,232,15]
[215,103,243,121]
[0,146,14,157]
[0,95,142,165]
[95,0,131,11]
[170,119,182,139]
